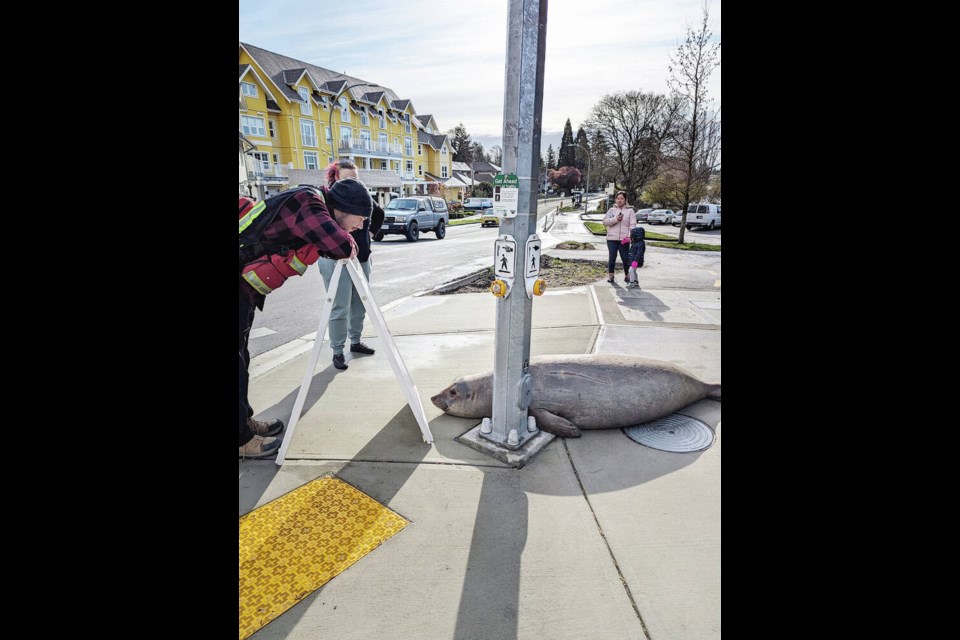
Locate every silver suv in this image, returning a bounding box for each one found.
[376,196,449,242]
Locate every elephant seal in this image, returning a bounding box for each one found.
[430,354,720,438]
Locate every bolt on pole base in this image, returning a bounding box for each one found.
[456,422,555,469]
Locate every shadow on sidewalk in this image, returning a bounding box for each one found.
[453,469,527,640]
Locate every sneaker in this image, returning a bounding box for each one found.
[248,416,284,437]
[628,282,640,289]
[333,354,348,370]
[607,277,615,284]
[239,435,280,458]
[350,341,375,355]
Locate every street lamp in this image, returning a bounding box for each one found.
[327,81,381,166]
[564,143,590,214]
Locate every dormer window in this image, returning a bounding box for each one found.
[241,82,257,97]
[298,87,311,116]
[340,97,350,123]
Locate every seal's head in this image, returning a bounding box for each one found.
[430,372,493,418]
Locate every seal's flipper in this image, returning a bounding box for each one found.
[707,384,721,401]
[531,409,582,438]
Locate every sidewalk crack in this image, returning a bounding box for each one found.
[563,439,652,640]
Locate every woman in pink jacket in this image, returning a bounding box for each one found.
[602,191,637,284]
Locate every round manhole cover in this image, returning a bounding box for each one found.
[623,414,715,453]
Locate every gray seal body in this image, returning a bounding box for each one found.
[430,354,721,438]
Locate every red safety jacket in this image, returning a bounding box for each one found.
[238,192,326,297]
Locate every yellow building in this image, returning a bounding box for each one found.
[239,43,452,202]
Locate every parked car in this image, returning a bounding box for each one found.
[635,208,654,223]
[684,203,721,230]
[647,209,675,225]
[375,196,449,242]
[463,197,494,211]
[480,210,500,227]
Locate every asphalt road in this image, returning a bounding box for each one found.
[247,195,721,357]
[248,197,566,357]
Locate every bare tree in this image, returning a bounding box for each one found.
[585,90,681,206]
[667,1,721,243]
[490,145,503,166]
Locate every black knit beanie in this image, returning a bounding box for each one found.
[327,178,373,217]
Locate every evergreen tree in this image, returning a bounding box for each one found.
[574,127,590,184]
[546,144,556,170]
[448,123,472,162]
[559,118,576,167]
[470,141,486,163]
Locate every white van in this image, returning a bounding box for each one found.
[684,203,721,230]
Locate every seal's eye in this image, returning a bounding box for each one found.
[449,388,458,396]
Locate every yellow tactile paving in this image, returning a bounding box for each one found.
[239,476,409,639]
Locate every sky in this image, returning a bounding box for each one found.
[239,0,721,156]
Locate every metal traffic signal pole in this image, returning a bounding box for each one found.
[485,0,549,455]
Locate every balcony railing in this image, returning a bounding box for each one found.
[337,137,404,157]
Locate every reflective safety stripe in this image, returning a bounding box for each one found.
[239,200,267,234]
[288,254,307,275]
[242,270,274,295]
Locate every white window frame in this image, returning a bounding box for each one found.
[303,151,319,170]
[441,145,447,155]
[272,153,279,166]
[378,132,388,152]
[360,129,372,151]
[442,165,448,178]
[325,126,332,144]
[340,97,350,123]
[418,164,423,176]
[241,82,258,98]
[298,87,312,116]
[418,144,423,156]
[268,120,276,139]
[405,160,413,174]
[340,125,352,148]
[404,137,413,156]
[360,107,369,126]
[241,115,266,137]
[378,109,385,128]
[252,151,270,172]
[380,159,388,170]
[300,119,317,147]
[404,114,411,134]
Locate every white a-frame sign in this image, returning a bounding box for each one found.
[276,257,434,464]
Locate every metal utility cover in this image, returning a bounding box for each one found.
[623,414,715,453]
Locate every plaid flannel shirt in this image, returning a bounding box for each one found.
[240,189,354,307]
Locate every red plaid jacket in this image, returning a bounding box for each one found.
[240,189,354,308]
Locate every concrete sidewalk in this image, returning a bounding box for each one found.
[240,211,721,640]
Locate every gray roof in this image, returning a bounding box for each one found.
[242,43,401,106]
[362,91,385,104]
[451,161,472,171]
[356,169,402,188]
[417,130,448,150]
[282,68,306,86]
[390,99,411,111]
[470,161,500,174]
[266,98,281,112]
[415,114,432,126]
[239,64,251,79]
[288,169,326,187]
[239,131,258,152]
